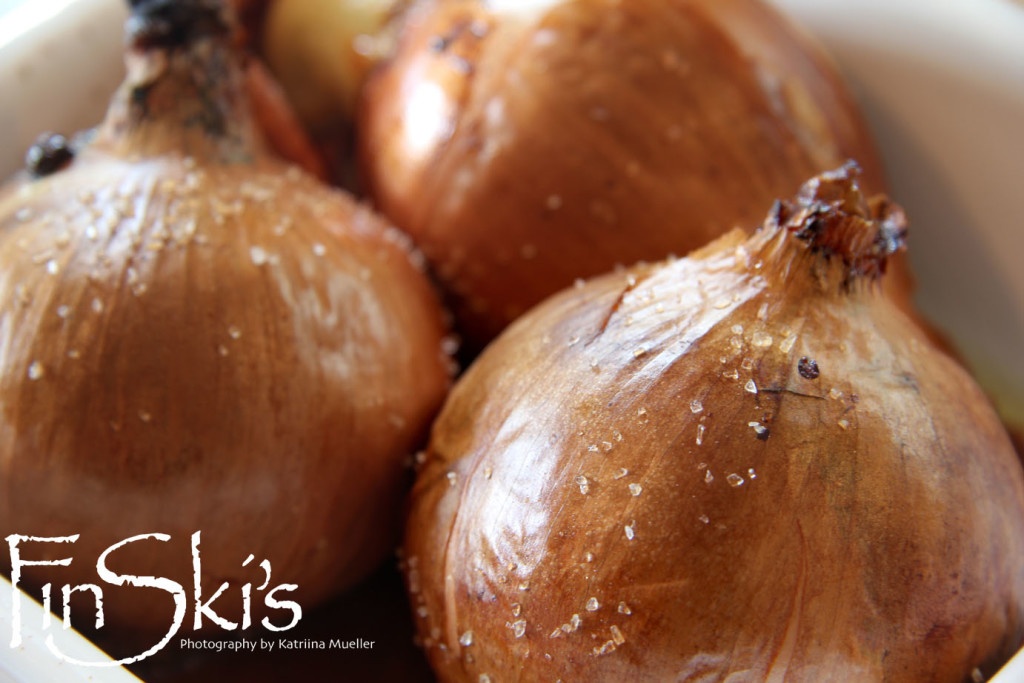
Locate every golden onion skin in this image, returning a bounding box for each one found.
[359,0,904,349]
[261,0,396,130]
[404,167,1024,681]
[0,1,450,632]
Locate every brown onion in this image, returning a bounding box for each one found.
[0,0,450,632]
[404,165,1024,681]
[358,0,913,350]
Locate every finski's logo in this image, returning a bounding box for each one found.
[6,532,302,666]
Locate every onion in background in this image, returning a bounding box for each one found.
[358,0,903,349]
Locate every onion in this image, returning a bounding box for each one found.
[243,55,331,181]
[223,0,400,185]
[358,0,913,350]
[261,0,397,133]
[0,0,450,632]
[403,164,1024,681]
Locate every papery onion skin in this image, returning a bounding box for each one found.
[243,56,331,180]
[261,0,398,130]
[0,0,450,632]
[359,0,906,349]
[403,167,1024,682]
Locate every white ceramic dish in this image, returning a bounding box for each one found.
[1,0,1022,681]
[1,577,142,682]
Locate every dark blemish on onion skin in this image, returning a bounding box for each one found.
[131,83,153,110]
[26,133,75,178]
[798,357,820,380]
[429,34,454,52]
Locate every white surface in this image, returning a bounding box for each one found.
[0,577,142,681]
[0,0,126,178]
[996,646,1024,682]
[0,0,1022,679]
